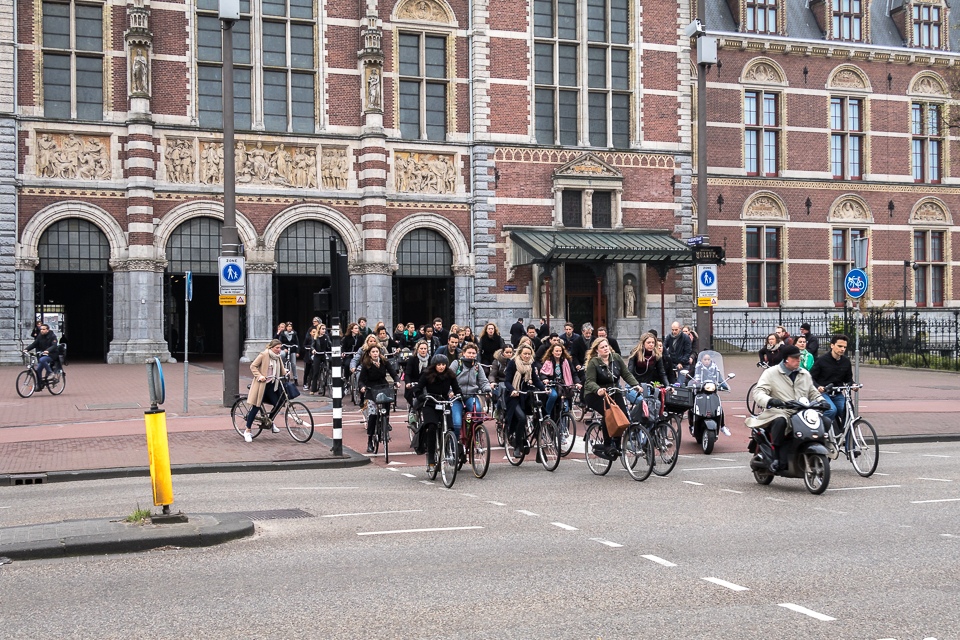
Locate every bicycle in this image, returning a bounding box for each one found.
[423,394,461,488]
[746,361,770,416]
[231,377,315,442]
[627,384,679,476]
[17,349,67,397]
[583,387,654,481]
[823,383,878,477]
[504,389,560,472]
[460,394,492,479]
[546,382,578,457]
[310,351,331,396]
[367,384,398,463]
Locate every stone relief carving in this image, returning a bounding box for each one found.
[830,68,865,89]
[913,201,948,223]
[623,276,637,318]
[912,74,947,95]
[110,258,167,273]
[198,140,319,188]
[395,152,457,194]
[396,0,451,22]
[743,61,783,84]
[745,195,786,219]
[832,198,870,221]
[35,133,111,180]
[554,153,623,179]
[164,139,195,183]
[246,261,278,273]
[321,148,349,189]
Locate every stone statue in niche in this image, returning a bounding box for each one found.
[395,152,456,194]
[132,47,148,93]
[367,67,382,111]
[540,279,549,315]
[623,277,637,318]
[35,132,110,180]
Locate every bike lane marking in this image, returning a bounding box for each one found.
[917,477,953,482]
[923,454,951,458]
[702,577,749,592]
[912,497,960,504]
[517,510,539,517]
[551,522,578,531]
[777,603,836,622]
[590,538,623,548]
[721,489,744,494]
[827,485,901,491]
[682,481,704,486]
[401,473,416,478]
[322,510,423,518]
[682,466,746,471]
[357,526,483,536]
[641,555,677,567]
[487,501,506,506]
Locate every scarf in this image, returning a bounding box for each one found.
[283,330,295,341]
[635,349,655,375]
[417,353,429,372]
[512,357,533,390]
[266,349,283,391]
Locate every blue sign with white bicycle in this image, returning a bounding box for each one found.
[844,268,868,299]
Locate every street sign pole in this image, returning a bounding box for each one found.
[694,0,712,350]
[184,271,191,413]
[220,0,240,406]
[844,267,868,417]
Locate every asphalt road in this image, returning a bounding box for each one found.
[1,442,958,639]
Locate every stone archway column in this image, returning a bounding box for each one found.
[453,265,474,328]
[11,257,38,361]
[243,261,276,362]
[351,262,394,328]
[107,259,173,364]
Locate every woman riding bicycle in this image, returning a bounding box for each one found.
[451,343,492,439]
[503,343,545,459]
[404,339,431,417]
[584,337,640,460]
[358,344,399,453]
[625,332,669,404]
[417,355,462,470]
[539,342,576,418]
[479,322,504,368]
[759,332,784,367]
[242,339,287,443]
[350,334,381,373]
[307,324,331,395]
[341,322,362,357]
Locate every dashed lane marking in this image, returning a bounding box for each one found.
[387,461,407,465]
[419,481,434,485]
[642,555,677,567]
[703,577,749,592]
[487,501,506,506]
[873,472,890,476]
[778,603,836,622]
[683,481,705,486]
[814,507,848,515]
[357,526,483,536]
[766,498,787,502]
[912,498,960,504]
[591,538,623,548]
[713,458,737,462]
[322,510,423,518]
[918,477,954,482]
[923,454,951,458]
[827,485,901,491]
[462,493,478,498]
[517,510,539,517]
[386,467,398,472]
[279,487,359,490]
[721,489,744,494]
[682,466,746,471]
[401,473,416,478]
[551,522,578,531]
[940,533,957,538]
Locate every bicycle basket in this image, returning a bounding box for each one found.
[664,386,695,412]
[374,387,396,404]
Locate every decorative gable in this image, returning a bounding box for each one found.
[553,153,623,180]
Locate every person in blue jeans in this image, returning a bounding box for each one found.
[810,334,854,433]
[539,342,576,417]
[23,324,59,388]
[451,343,492,440]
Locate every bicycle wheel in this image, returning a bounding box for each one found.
[746,383,759,416]
[46,371,66,395]
[537,417,561,472]
[231,398,263,438]
[496,421,505,447]
[381,414,390,464]
[849,418,879,477]
[427,426,440,480]
[584,422,612,476]
[470,424,491,479]
[284,401,315,442]
[16,370,36,398]
[504,425,525,466]
[558,412,577,457]
[572,397,584,421]
[622,425,654,482]
[440,430,459,488]
[671,414,683,447]
[651,420,679,477]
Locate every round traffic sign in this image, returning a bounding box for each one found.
[699,270,715,287]
[222,263,243,283]
[844,268,868,299]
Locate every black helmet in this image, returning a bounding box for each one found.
[430,354,449,367]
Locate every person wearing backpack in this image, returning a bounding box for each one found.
[450,342,492,441]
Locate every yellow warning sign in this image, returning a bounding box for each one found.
[219,295,246,305]
[697,297,718,307]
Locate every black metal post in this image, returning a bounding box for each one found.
[329,235,343,456]
[220,18,240,406]
[694,0,712,352]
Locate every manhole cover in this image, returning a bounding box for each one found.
[237,509,315,521]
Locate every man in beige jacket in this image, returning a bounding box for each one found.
[746,345,822,471]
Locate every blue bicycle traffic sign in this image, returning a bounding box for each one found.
[844,268,868,299]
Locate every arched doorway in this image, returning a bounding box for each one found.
[164,217,231,359]
[272,220,345,335]
[36,218,113,361]
[393,228,454,328]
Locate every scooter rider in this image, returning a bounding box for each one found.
[745,344,822,472]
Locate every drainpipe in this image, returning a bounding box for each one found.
[11,0,20,349]
[467,0,476,329]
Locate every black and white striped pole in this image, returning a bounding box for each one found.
[330,323,343,456]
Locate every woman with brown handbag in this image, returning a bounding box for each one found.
[584,337,640,460]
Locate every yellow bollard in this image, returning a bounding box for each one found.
[144,409,173,508]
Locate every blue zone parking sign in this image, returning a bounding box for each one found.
[844,268,868,299]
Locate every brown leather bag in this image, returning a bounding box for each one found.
[603,394,631,438]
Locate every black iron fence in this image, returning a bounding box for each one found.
[712,308,960,370]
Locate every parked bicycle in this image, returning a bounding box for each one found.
[231,377,315,442]
[16,348,67,398]
[824,383,879,477]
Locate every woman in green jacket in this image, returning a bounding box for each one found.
[795,335,814,371]
[584,337,640,459]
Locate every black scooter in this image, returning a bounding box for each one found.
[683,371,735,455]
[748,399,832,494]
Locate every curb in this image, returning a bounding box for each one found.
[1,433,369,485]
[876,433,960,444]
[0,512,255,561]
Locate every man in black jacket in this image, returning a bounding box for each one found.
[432,318,448,345]
[435,333,461,360]
[799,323,819,358]
[509,317,525,347]
[560,322,579,349]
[663,321,692,384]
[536,317,550,340]
[535,333,560,360]
[23,324,59,388]
[569,323,594,382]
[810,334,854,432]
[596,326,620,355]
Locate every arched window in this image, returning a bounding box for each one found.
[166,217,222,274]
[38,218,110,272]
[397,228,452,277]
[275,220,345,275]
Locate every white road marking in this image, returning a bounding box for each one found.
[918,477,953,482]
[487,501,506,506]
[941,533,957,538]
[386,467,398,472]
[517,510,539,517]
[814,507,848,515]
[912,498,960,504]
[590,538,623,548]
[873,472,890,476]
[364,451,416,457]
[721,489,744,494]
[766,497,788,503]
[682,466,746,471]
[401,473,416,478]
[923,454,951,458]
[0,506,10,508]
[323,509,423,518]
[387,461,407,465]
[713,458,736,462]
[678,454,697,458]
[641,554,677,567]
[827,485,901,491]
[279,487,359,490]
[551,522,578,531]
[419,481,434,485]
[462,493,478,498]
[703,577,749,592]
[734,415,747,418]
[882,450,901,454]
[683,481,705,486]
[778,603,836,621]
[357,526,483,536]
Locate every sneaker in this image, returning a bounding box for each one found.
[272,425,281,433]
[721,426,731,437]
[243,431,253,443]
[513,447,524,458]
[427,463,436,473]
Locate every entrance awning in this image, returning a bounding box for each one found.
[508,228,695,266]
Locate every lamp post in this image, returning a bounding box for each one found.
[220,0,240,405]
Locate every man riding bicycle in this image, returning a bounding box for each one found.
[810,334,855,435]
[23,323,59,390]
[451,343,492,441]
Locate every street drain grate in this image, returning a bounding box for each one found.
[238,509,315,521]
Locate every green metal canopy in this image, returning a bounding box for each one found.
[508,228,695,266]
